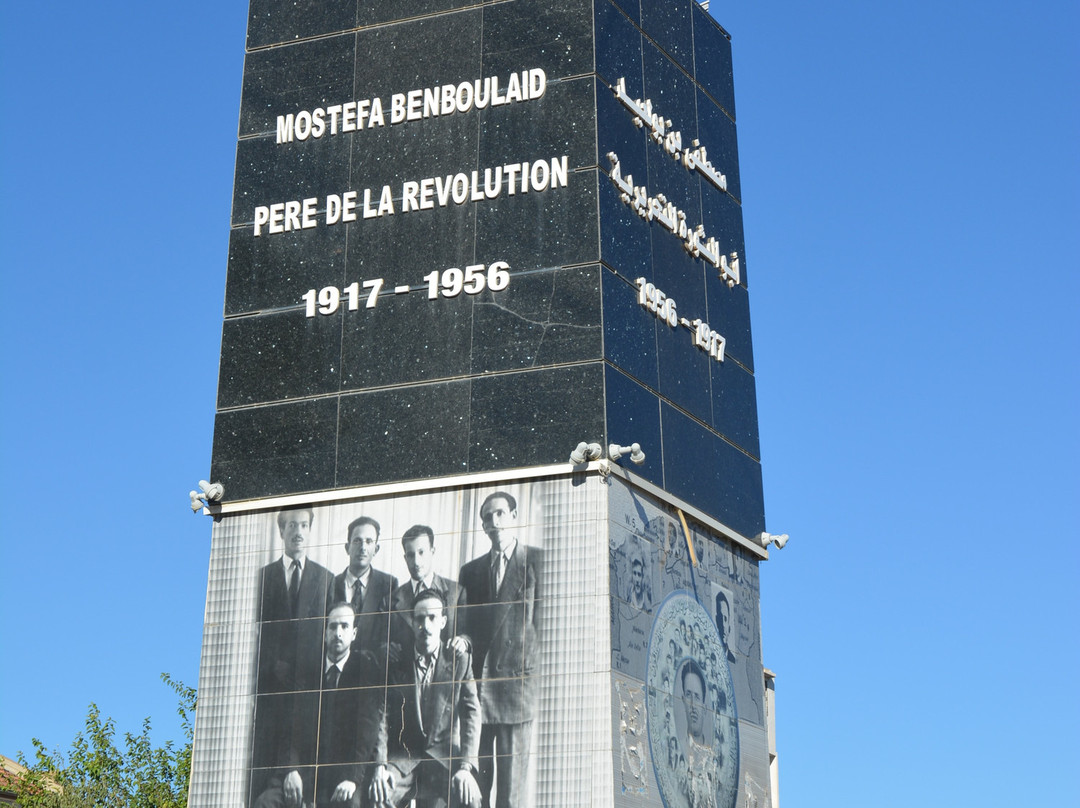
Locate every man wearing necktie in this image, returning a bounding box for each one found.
[456,492,541,808]
[257,506,334,693]
[253,603,384,808]
[329,515,398,664]
[370,589,481,808]
[391,524,468,652]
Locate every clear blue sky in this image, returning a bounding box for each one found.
[1,2,1076,805]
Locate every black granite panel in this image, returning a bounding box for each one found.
[691,4,735,120]
[704,275,753,371]
[597,75,648,184]
[698,180,747,288]
[659,403,715,520]
[655,311,712,425]
[347,18,483,192]
[641,40,704,320]
[643,39,700,217]
[239,34,356,137]
[595,0,643,94]
[231,134,352,227]
[696,88,741,203]
[340,288,474,390]
[471,264,602,373]
[354,12,482,99]
[481,0,595,81]
[639,0,693,73]
[478,76,596,171]
[604,364,663,487]
[474,169,599,273]
[660,403,764,538]
[468,363,605,471]
[225,223,347,316]
[351,108,481,196]
[247,0,357,51]
[337,381,472,486]
[211,398,339,499]
[650,216,707,322]
[606,0,640,26]
[343,175,477,283]
[344,13,484,191]
[218,310,343,408]
[709,358,759,459]
[598,166,651,283]
[357,0,486,28]
[601,268,657,389]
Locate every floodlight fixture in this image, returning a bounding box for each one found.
[190,480,225,513]
[756,532,789,550]
[570,441,603,465]
[608,442,645,465]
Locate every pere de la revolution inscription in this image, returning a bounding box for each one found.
[249,68,737,378]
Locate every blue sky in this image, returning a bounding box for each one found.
[1,2,1077,805]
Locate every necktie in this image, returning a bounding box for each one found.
[288,560,301,617]
[352,580,365,611]
[324,664,340,689]
[492,551,505,594]
[418,655,435,695]
[417,654,435,733]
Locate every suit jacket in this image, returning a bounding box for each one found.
[391,573,468,649]
[317,649,384,767]
[378,645,480,775]
[251,650,385,803]
[260,556,335,622]
[458,543,541,724]
[329,567,398,662]
[257,557,334,693]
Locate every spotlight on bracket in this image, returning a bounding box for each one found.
[570,441,603,465]
[608,442,646,465]
[189,480,225,513]
[756,532,789,550]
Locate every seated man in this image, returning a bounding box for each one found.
[369,590,482,808]
[254,603,383,808]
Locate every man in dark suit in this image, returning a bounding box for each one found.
[258,505,334,693]
[457,492,541,808]
[253,603,384,808]
[329,515,398,664]
[370,589,482,808]
[715,590,737,663]
[391,524,468,650]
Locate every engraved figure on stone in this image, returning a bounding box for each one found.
[715,588,736,662]
[625,539,653,612]
[616,680,648,795]
[647,594,738,808]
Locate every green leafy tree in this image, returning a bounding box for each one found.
[11,673,195,808]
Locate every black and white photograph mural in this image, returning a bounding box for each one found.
[191,476,611,808]
[190,473,768,808]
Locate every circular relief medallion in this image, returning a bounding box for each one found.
[646,591,739,808]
